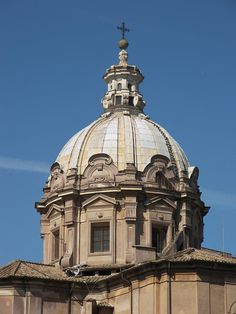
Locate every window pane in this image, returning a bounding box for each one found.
[91,223,110,253]
[152,226,166,253]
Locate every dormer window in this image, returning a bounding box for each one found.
[128,83,132,91]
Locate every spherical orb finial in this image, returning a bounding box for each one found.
[119,39,129,50]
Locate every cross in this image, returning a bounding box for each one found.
[117,22,130,39]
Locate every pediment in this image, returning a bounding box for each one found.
[145,197,176,209]
[82,153,117,183]
[46,204,63,218]
[82,194,117,209]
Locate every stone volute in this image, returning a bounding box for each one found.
[36,38,209,269]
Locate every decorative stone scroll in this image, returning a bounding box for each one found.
[49,162,65,192]
[82,154,117,187]
[142,154,176,189]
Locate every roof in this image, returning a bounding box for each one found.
[164,248,236,265]
[1,249,236,285]
[0,260,107,284]
[56,111,189,176]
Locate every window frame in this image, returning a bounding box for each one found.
[90,222,110,254]
[51,228,60,261]
[151,224,167,253]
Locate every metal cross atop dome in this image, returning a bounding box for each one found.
[117,22,130,39]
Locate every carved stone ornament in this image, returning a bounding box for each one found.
[82,154,117,187]
[119,49,128,66]
[142,154,176,188]
[102,94,112,109]
[133,94,145,109]
[189,166,199,191]
[49,162,65,192]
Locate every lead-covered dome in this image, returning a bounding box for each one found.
[56,111,189,177]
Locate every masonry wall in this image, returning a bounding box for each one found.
[1,268,236,314]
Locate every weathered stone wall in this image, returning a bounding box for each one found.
[1,268,236,314]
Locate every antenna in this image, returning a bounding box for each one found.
[222,214,225,254]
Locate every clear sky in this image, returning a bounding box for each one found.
[0,0,236,266]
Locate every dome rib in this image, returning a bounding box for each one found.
[130,115,137,166]
[101,114,119,164]
[123,114,135,166]
[147,119,179,176]
[67,120,99,170]
[76,117,107,173]
[156,123,189,175]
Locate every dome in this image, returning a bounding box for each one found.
[56,111,189,177]
[55,49,190,178]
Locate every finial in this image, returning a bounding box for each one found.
[117,22,129,50]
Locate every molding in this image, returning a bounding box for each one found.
[145,197,176,209]
[82,194,118,209]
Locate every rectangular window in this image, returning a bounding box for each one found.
[152,225,166,253]
[115,95,122,105]
[129,96,134,106]
[52,229,60,260]
[91,223,110,253]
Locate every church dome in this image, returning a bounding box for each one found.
[56,111,189,177]
[55,47,189,178]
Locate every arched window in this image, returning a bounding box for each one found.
[117,83,122,91]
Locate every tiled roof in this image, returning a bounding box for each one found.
[164,248,236,265]
[1,248,236,285]
[0,260,108,284]
[0,260,68,281]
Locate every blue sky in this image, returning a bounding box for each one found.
[0,0,236,265]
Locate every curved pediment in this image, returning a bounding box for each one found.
[81,154,118,187]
